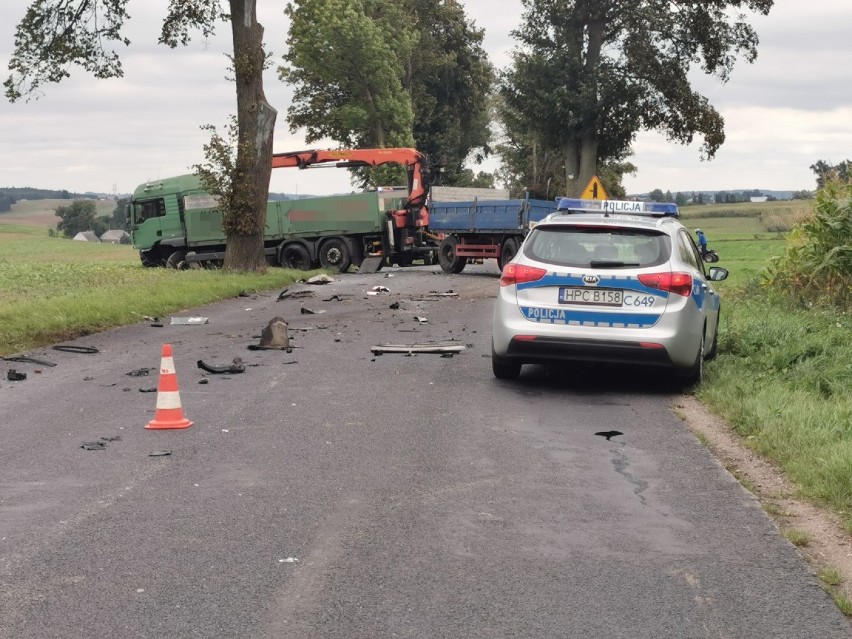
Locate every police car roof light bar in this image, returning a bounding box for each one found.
[555,197,680,218]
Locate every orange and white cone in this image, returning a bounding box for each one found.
[145,344,193,430]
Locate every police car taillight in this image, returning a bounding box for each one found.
[500,263,547,286]
[638,272,693,297]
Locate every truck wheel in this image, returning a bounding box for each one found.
[438,237,467,274]
[139,250,161,268]
[499,238,520,271]
[319,238,352,272]
[165,250,188,270]
[280,244,312,271]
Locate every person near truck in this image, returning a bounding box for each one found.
[695,228,708,255]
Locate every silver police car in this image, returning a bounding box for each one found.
[491,198,729,385]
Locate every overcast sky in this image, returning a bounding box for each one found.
[1,1,850,197]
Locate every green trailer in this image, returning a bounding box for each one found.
[129,174,431,271]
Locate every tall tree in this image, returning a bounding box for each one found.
[4,0,275,273]
[405,0,494,184]
[500,0,773,197]
[280,0,493,187]
[810,159,851,189]
[55,200,100,237]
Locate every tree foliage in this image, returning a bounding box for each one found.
[280,0,493,188]
[499,0,773,197]
[55,199,101,237]
[5,0,276,273]
[810,159,851,189]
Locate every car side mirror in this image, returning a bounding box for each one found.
[708,267,729,281]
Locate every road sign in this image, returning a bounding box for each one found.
[580,176,608,200]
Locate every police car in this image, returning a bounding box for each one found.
[491,198,729,385]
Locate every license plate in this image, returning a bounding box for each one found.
[559,287,623,306]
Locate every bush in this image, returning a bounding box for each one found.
[762,180,852,309]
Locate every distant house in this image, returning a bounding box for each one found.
[100,229,131,244]
[72,231,100,242]
[750,197,768,203]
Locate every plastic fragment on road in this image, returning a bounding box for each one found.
[7,369,27,381]
[148,450,172,457]
[250,317,290,350]
[414,316,428,324]
[170,317,209,325]
[52,345,99,354]
[307,274,335,285]
[370,341,466,355]
[278,557,299,563]
[197,358,246,374]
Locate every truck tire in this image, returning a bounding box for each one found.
[139,250,161,268]
[280,244,312,271]
[319,238,352,272]
[498,237,520,271]
[165,250,188,270]
[438,236,467,274]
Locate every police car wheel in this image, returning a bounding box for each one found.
[677,332,704,388]
[705,311,720,361]
[492,345,521,380]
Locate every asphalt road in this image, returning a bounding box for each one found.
[1,263,849,638]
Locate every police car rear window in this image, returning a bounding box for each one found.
[524,227,670,268]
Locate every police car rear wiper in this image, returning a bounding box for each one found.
[590,260,640,267]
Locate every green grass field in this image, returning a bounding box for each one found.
[0,205,316,355]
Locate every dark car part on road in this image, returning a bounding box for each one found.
[197,358,246,374]
[149,450,172,457]
[126,368,152,377]
[595,430,623,441]
[7,369,27,381]
[81,441,107,451]
[2,355,57,367]
[52,345,99,354]
[250,317,290,350]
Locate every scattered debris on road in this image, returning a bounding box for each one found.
[148,450,172,457]
[300,306,326,315]
[126,368,152,377]
[197,358,246,374]
[52,345,99,354]
[307,274,335,285]
[170,317,209,325]
[414,316,428,324]
[371,341,466,355]
[2,355,57,367]
[7,369,27,381]
[248,317,290,350]
[277,288,315,301]
[595,430,623,441]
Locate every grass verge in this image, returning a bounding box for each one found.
[0,231,320,356]
[699,288,852,528]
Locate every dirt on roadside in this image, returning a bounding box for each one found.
[676,396,852,603]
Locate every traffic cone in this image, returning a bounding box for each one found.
[145,344,193,430]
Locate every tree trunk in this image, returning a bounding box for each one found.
[578,133,599,196]
[563,140,581,197]
[224,0,277,273]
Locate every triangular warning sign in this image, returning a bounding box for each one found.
[580,176,608,200]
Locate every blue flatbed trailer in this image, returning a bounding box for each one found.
[428,198,559,273]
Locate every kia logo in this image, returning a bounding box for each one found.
[583,275,600,285]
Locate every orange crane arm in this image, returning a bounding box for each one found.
[271,148,432,226]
